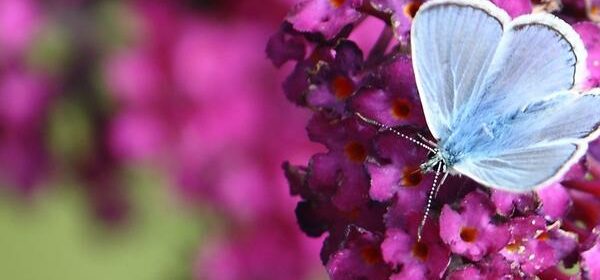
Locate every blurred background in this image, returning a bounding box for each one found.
[0,0,327,279]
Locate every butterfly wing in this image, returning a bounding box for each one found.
[453,91,600,191]
[414,1,598,191]
[455,143,579,192]
[457,13,588,124]
[411,0,510,140]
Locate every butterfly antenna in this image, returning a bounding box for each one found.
[418,162,443,242]
[354,112,436,153]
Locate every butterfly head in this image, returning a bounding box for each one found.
[420,146,460,175]
[420,150,445,173]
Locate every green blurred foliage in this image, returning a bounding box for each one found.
[0,169,210,280]
[28,20,72,75]
[48,97,94,164]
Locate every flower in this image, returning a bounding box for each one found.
[440,192,510,261]
[582,229,600,279]
[273,0,600,279]
[102,0,326,278]
[0,0,41,58]
[287,0,364,40]
[369,0,423,41]
[491,0,532,18]
[574,22,600,89]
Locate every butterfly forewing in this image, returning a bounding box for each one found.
[411,0,509,140]
[461,13,588,123]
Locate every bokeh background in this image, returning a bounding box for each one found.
[0,0,327,279]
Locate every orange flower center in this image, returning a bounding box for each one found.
[330,0,346,8]
[591,5,600,16]
[391,98,411,120]
[361,246,383,265]
[344,141,367,162]
[536,231,550,241]
[505,242,521,253]
[411,241,429,261]
[332,75,354,100]
[403,1,423,19]
[402,167,423,186]
[460,227,478,243]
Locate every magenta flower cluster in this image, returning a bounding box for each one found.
[0,0,52,195]
[270,0,600,279]
[0,0,326,278]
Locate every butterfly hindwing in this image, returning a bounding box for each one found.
[453,90,600,191]
[454,143,579,192]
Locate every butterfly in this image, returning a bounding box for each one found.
[356,0,600,239]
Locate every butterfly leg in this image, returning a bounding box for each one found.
[418,161,443,241]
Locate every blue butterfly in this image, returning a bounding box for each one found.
[357,0,600,239]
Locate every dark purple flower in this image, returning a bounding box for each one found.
[266,23,307,68]
[381,215,450,279]
[305,41,364,112]
[0,69,52,194]
[287,0,364,40]
[447,254,517,279]
[351,55,426,127]
[560,0,589,22]
[369,0,423,41]
[306,113,376,210]
[325,226,391,280]
[367,134,429,203]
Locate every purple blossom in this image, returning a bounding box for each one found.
[0,0,41,58]
[101,0,327,278]
[287,0,364,40]
[325,227,391,280]
[490,189,536,217]
[537,183,572,221]
[0,68,52,194]
[381,214,450,279]
[439,192,510,261]
[587,0,600,21]
[582,229,600,279]
[500,216,577,274]
[273,0,600,279]
[369,0,423,41]
[574,22,600,89]
[351,55,426,127]
[491,0,532,18]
